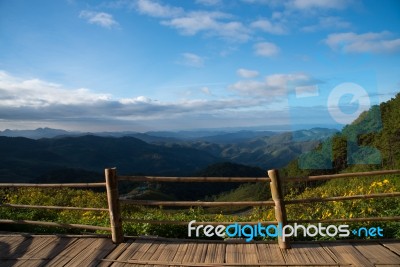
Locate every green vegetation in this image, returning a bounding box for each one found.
[1,94,399,240]
[1,172,399,240]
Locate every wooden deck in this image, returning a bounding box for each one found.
[0,234,400,266]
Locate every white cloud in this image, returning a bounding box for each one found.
[135,0,183,18]
[241,0,281,6]
[287,0,350,10]
[79,11,118,28]
[0,71,265,124]
[254,42,280,57]
[230,73,314,97]
[178,53,205,67]
[243,0,351,10]
[119,96,152,104]
[196,0,222,6]
[0,71,329,131]
[324,31,400,53]
[201,87,212,95]
[162,11,250,42]
[237,68,259,78]
[0,71,110,108]
[251,19,287,35]
[302,16,351,32]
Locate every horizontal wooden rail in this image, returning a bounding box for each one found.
[121,219,278,225]
[285,192,400,205]
[285,169,400,183]
[288,216,400,224]
[120,199,275,207]
[0,182,106,188]
[118,176,269,183]
[0,219,111,231]
[0,203,109,212]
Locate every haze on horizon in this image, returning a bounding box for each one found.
[0,0,399,132]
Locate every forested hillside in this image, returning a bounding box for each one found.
[281,93,400,177]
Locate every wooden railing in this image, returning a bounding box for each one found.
[107,168,400,249]
[1,168,400,249]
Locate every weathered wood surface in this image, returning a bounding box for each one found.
[1,235,399,266]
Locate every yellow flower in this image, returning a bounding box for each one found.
[383,179,389,184]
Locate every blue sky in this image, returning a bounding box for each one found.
[0,0,399,132]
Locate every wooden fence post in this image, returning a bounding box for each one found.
[268,169,290,249]
[105,168,124,243]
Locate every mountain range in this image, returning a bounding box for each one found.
[0,127,338,183]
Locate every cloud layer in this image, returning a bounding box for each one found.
[0,69,324,131]
[324,31,400,53]
[79,11,118,28]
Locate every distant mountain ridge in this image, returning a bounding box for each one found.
[0,127,338,183]
[0,135,217,182]
[161,128,339,169]
[0,127,74,139]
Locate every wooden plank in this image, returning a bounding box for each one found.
[285,192,400,205]
[171,243,189,264]
[180,242,200,264]
[281,243,314,267]
[122,219,277,226]
[186,242,207,264]
[13,236,58,267]
[147,242,169,262]
[381,241,400,255]
[1,235,399,266]
[63,238,105,267]
[286,169,400,182]
[289,216,400,224]
[46,238,94,266]
[97,241,133,267]
[0,182,106,188]
[120,199,275,207]
[241,243,259,264]
[0,235,30,256]
[354,242,400,265]
[128,239,155,261]
[225,243,238,264]
[118,176,269,183]
[11,237,77,267]
[130,240,160,261]
[1,203,108,212]
[294,243,339,264]
[214,243,226,264]
[154,242,179,262]
[0,236,33,267]
[256,243,286,265]
[34,237,77,267]
[323,242,374,267]
[68,238,116,267]
[111,240,152,267]
[3,236,34,257]
[204,242,225,264]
